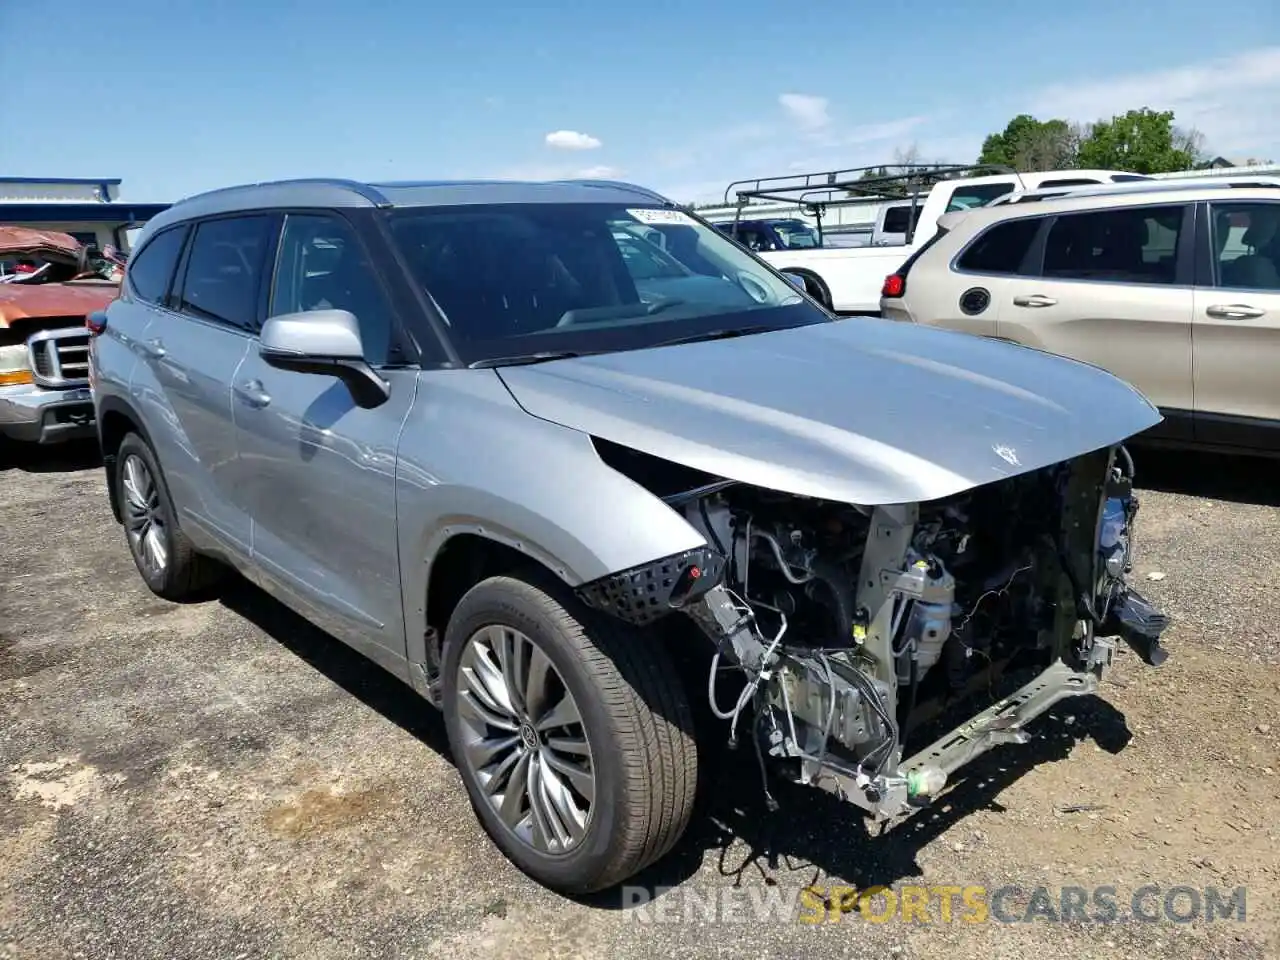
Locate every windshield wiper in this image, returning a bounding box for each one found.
[468,350,589,369]
[651,324,781,349]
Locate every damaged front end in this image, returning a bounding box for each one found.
[578,443,1168,820]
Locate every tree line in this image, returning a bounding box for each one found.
[977,107,1213,174]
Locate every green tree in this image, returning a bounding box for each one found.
[979,115,1078,172]
[1076,108,1206,174]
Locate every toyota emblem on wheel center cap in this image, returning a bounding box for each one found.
[519,722,540,751]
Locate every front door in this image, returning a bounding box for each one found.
[999,202,1195,434]
[232,212,416,664]
[1191,199,1280,451]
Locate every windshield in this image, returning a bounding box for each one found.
[387,203,821,364]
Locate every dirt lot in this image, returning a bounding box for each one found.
[2,442,1278,960]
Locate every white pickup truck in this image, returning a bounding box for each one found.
[737,166,1151,313]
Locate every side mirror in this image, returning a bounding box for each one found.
[781,272,806,291]
[259,309,390,409]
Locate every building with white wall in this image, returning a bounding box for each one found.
[0,177,169,252]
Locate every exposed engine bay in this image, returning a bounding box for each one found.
[580,441,1169,818]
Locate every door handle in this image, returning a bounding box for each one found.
[1012,294,1058,308]
[233,379,272,408]
[140,337,166,359]
[1205,303,1264,320]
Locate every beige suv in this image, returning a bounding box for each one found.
[880,180,1280,454]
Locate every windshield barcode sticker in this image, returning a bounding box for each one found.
[627,208,697,226]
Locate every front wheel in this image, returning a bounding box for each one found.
[442,574,698,894]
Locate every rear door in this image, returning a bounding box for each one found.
[902,213,1044,336]
[134,214,276,556]
[998,202,1195,431]
[1191,199,1280,450]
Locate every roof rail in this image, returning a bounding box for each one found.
[172,177,392,208]
[554,179,675,206]
[994,175,1280,206]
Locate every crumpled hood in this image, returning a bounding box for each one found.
[0,281,118,326]
[497,318,1161,505]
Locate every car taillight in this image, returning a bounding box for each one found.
[882,274,905,298]
[86,310,108,336]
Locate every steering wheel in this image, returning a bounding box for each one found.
[736,271,773,305]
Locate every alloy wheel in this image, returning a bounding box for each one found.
[455,624,596,855]
[121,453,168,579]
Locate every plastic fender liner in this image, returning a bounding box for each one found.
[576,546,726,626]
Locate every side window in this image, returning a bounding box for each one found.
[127,225,188,305]
[956,217,1041,275]
[1038,178,1103,189]
[881,205,922,236]
[1043,205,1185,285]
[269,214,394,364]
[946,183,1016,212]
[1210,202,1280,291]
[177,216,273,331]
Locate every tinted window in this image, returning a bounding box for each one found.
[128,226,187,305]
[956,218,1041,275]
[1043,205,1184,284]
[1210,202,1280,290]
[881,205,924,235]
[1110,174,1154,183]
[945,183,1016,211]
[177,216,273,330]
[270,214,394,363]
[1038,178,1103,189]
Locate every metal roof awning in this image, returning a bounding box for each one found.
[0,202,170,226]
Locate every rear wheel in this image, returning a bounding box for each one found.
[442,573,698,894]
[115,432,222,601]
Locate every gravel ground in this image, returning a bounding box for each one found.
[1,441,1277,960]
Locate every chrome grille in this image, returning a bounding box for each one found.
[27,327,91,389]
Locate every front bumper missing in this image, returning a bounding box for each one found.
[804,658,1101,820]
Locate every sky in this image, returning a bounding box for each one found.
[2,0,1278,204]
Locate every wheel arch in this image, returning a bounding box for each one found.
[779,266,832,308]
[97,394,154,524]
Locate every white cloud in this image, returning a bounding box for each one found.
[842,116,928,147]
[544,129,602,150]
[1029,46,1280,158]
[778,93,830,130]
[575,164,621,179]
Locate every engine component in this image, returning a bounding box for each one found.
[889,555,956,683]
[670,442,1167,822]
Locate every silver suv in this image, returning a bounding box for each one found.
[90,177,1169,894]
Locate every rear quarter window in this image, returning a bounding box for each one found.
[127,225,188,305]
[955,217,1041,275]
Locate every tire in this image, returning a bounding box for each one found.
[114,432,222,601]
[784,269,832,310]
[442,573,698,894]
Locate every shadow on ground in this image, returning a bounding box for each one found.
[1130,444,1280,507]
[602,689,1130,906]
[214,569,1131,907]
[216,576,450,755]
[0,438,102,474]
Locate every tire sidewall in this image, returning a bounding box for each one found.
[115,433,179,595]
[441,577,630,893]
